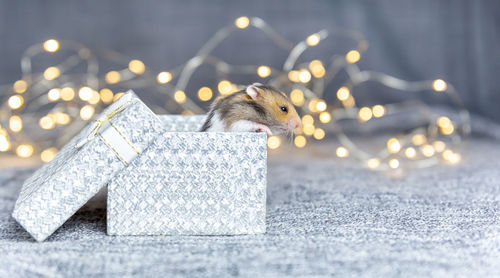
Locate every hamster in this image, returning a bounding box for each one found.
[200,83,301,136]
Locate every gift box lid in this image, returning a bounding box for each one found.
[12,91,164,241]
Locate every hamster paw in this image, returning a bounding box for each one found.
[255,124,272,136]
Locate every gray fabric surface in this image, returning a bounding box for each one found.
[1,137,500,277]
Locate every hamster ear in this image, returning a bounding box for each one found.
[246,84,261,100]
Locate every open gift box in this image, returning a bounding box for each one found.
[12,91,267,241]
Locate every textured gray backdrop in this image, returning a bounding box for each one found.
[0,0,499,120]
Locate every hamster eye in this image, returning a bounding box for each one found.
[280,106,288,113]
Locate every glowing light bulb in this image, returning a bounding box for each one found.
[100,88,114,104]
[128,59,145,75]
[412,134,426,145]
[358,107,373,122]
[433,79,447,92]
[13,80,28,93]
[319,112,331,123]
[16,144,33,158]
[60,87,75,101]
[389,158,400,169]
[345,50,361,63]
[288,70,300,82]
[432,140,446,152]
[315,100,327,112]
[218,80,233,95]
[294,135,307,148]
[267,136,281,150]
[0,135,9,152]
[88,89,100,105]
[309,60,325,78]
[405,147,417,158]
[367,158,380,169]
[313,128,325,140]
[105,71,121,84]
[303,125,315,136]
[39,115,55,130]
[257,66,271,78]
[43,39,59,52]
[290,89,305,106]
[113,92,125,102]
[302,115,314,126]
[80,105,95,120]
[235,16,250,29]
[372,105,385,118]
[336,146,349,158]
[41,148,58,162]
[336,87,350,101]
[78,86,93,101]
[55,112,71,125]
[387,138,401,153]
[421,144,435,157]
[43,66,61,80]
[308,98,319,112]
[198,87,213,101]
[9,116,22,133]
[298,69,311,83]
[8,95,24,109]
[157,72,172,84]
[174,90,187,103]
[306,33,320,46]
[437,116,454,135]
[48,88,61,101]
[442,150,461,164]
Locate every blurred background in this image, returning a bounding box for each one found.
[1,0,498,119]
[0,0,498,171]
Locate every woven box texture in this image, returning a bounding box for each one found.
[12,92,164,241]
[107,115,267,235]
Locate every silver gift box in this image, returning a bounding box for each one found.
[12,91,165,241]
[107,115,267,236]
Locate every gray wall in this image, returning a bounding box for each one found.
[1,0,499,120]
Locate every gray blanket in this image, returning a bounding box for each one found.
[1,138,500,277]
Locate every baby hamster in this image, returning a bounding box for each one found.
[200,83,301,136]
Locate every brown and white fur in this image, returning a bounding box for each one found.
[200,83,301,136]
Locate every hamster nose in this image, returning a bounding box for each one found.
[289,118,301,129]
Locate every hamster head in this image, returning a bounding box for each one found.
[245,83,301,134]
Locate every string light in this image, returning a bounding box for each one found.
[43,66,60,80]
[43,39,59,52]
[288,70,300,82]
[313,128,325,140]
[306,33,320,46]
[0,134,10,152]
[336,87,350,101]
[290,89,305,106]
[48,88,61,101]
[367,158,380,169]
[372,105,385,118]
[9,116,22,132]
[315,100,327,112]
[302,115,314,126]
[345,50,360,63]
[387,138,401,153]
[79,86,93,101]
[319,112,331,123]
[309,60,325,78]
[8,95,24,109]
[235,16,250,29]
[41,148,58,162]
[389,158,400,169]
[433,79,447,92]
[197,87,213,101]
[404,147,417,158]
[298,69,311,83]
[13,80,28,93]
[100,88,114,104]
[128,60,146,75]
[80,105,95,120]
[420,144,435,157]
[358,107,373,122]
[174,90,187,104]
[303,124,315,136]
[60,87,75,101]
[16,144,34,158]
[54,112,71,125]
[88,89,100,105]
[267,136,281,149]
[294,135,307,148]
[336,146,349,158]
[432,140,446,152]
[412,134,427,145]
[157,72,172,84]
[39,116,55,130]
[113,92,125,102]
[105,71,121,84]
[218,80,233,95]
[257,66,271,78]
